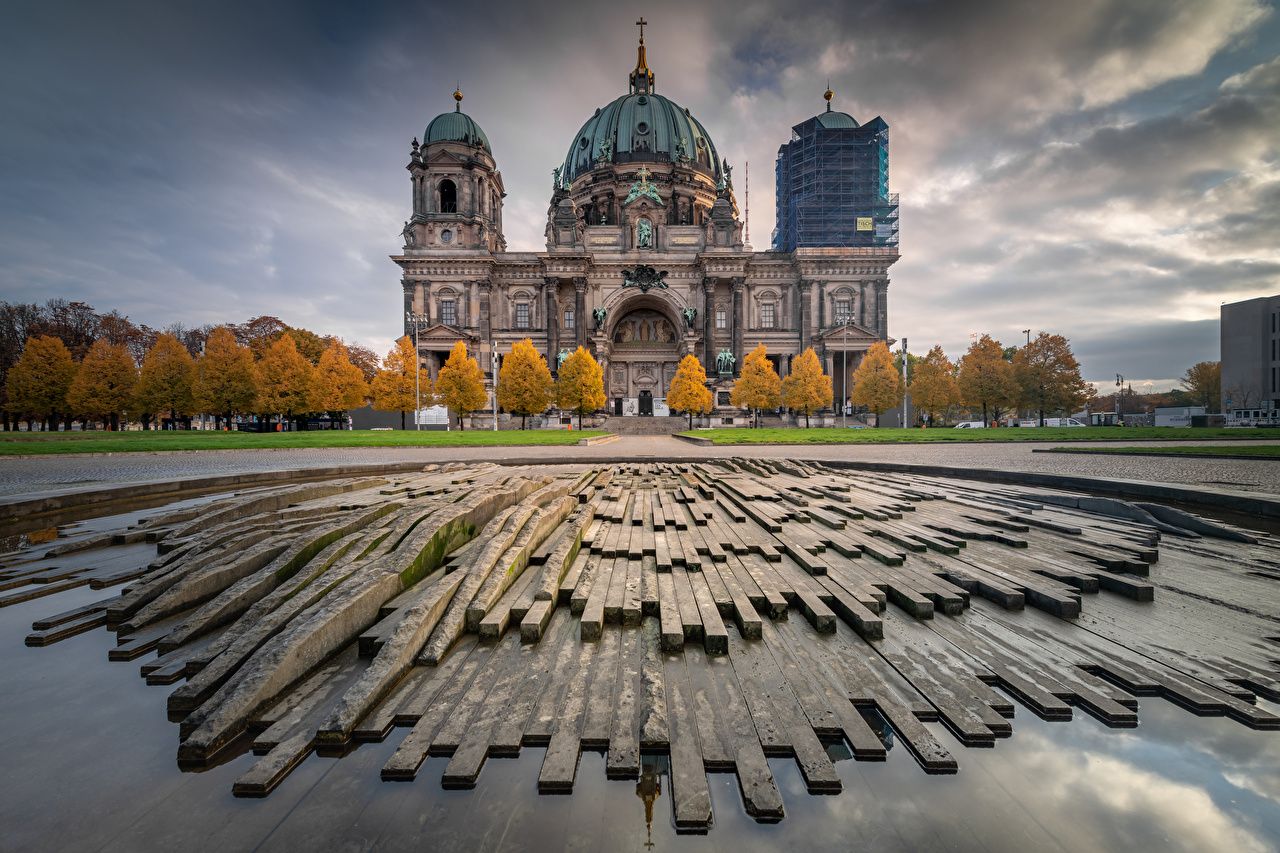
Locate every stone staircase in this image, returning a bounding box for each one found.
[601,415,689,435]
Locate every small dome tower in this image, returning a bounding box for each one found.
[404,89,505,253]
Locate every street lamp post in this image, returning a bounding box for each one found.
[1115,373,1124,426]
[841,321,848,429]
[491,340,498,432]
[406,311,428,431]
[900,336,909,428]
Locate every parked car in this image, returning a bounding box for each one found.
[1017,418,1086,428]
[954,421,986,429]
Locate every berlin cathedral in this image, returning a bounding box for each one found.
[395,21,899,422]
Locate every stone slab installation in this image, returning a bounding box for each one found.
[5,459,1279,833]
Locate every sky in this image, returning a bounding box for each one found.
[1,0,1277,392]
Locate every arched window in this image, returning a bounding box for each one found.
[439,179,457,213]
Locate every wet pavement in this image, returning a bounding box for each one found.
[2,436,1278,498]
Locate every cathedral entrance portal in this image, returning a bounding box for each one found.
[605,303,682,410]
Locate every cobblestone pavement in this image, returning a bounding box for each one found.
[2,436,1278,498]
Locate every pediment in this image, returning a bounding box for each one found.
[815,322,881,342]
[423,149,471,166]
[418,323,468,339]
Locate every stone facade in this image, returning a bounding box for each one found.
[393,32,899,416]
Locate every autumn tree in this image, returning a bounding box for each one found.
[235,315,289,359]
[310,340,369,418]
[134,333,196,429]
[256,333,315,429]
[957,334,1018,426]
[666,354,713,429]
[372,336,428,430]
[850,341,903,426]
[5,335,77,430]
[730,344,781,427]
[195,326,258,429]
[68,339,137,430]
[1180,361,1221,413]
[909,345,960,425]
[346,343,380,382]
[435,341,488,430]
[497,338,553,429]
[1013,332,1093,426]
[556,346,605,430]
[781,347,832,427]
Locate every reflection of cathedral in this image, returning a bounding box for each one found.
[394,21,898,417]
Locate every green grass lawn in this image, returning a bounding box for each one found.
[0,428,605,456]
[680,426,1280,446]
[1045,444,1280,458]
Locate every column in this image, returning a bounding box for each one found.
[421,281,431,324]
[698,277,713,370]
[544,276,559,368]
[859,282,868,328]
[875,280,889,339]
[731,277,745,376]
[573,277,587,348]
[402,280,413,337]
[478,279,492,342]
[817,280,826,331]
[799,279,812,352]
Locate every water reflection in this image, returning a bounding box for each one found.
[1,588,1278,851]
[636,755,668,848]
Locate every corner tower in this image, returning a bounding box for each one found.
[773,88,898,252]
[404,89,505,254]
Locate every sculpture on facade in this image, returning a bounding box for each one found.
[552,166,562,190]
[557,349,570,369]
[620,264,669,292]
[636,218,653,249]
[682,306,697,329]
[624,166,664,207]
[675,135,689,163]
[716,349,735,374]
[401,221,416,247]
[596,138,613,166]
[592,306,607,330]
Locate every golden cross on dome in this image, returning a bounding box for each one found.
[636,166,651,185]
[636,17,647,40]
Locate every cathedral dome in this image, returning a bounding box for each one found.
[562,92,722,183]
[423,90,491,153]
[561,24,721,184]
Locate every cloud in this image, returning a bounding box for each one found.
[0,0,1274,379]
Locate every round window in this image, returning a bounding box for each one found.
[441,229,453,244]
[637,95,648,106]
[579,137,589,149]
[636,121,649,134]
[696,137,706,149]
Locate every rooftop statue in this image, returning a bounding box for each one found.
[624,166,664,207]
[636,218,653,249]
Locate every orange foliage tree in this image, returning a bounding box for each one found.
[68,339,137,430]
[4,335,77,430]
[781,347,832,427]
[435,341,488,430]
[497,338,554,429]
[555,346,605,430]
[730,344,781,427]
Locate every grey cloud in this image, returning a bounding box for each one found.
[0,0,1275,385]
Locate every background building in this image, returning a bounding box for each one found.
[1220,294,1280,416]
[394,25,899,419]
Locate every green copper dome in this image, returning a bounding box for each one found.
[562,92,722,182]
[424,94,491,154]
[815,110,858,129]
